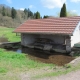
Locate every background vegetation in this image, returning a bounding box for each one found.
[0,3,78,28]
[60,3,67,17]
[0,4,41,28]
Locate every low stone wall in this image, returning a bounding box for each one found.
[0,42,21,49]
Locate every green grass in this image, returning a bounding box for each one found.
[0,26,20,42]
[0,49,54,73]
[0,68,8,73]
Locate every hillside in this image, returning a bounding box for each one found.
[0,4,40,28]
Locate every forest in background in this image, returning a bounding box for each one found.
[0,4,78,28]
[0,4,42,28]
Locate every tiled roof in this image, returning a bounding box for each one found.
[14,16,80,35]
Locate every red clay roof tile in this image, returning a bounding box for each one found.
[14,16,80,35]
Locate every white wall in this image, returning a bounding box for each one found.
[71,22,80,47]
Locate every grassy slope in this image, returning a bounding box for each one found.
[0,26,20,42]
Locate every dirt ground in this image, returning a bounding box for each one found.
[27,49,74,66]
[29,54,74,66]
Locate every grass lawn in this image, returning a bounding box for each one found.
[0,49,54,80]
[0,49,53,72]
[0,26,20,42]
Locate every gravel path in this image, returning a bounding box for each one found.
[39,70,80,80]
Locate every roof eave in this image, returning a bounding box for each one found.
[14,31,72,36]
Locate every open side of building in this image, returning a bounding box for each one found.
[14,16,80,53]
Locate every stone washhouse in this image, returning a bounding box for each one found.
[14,16,80,53]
